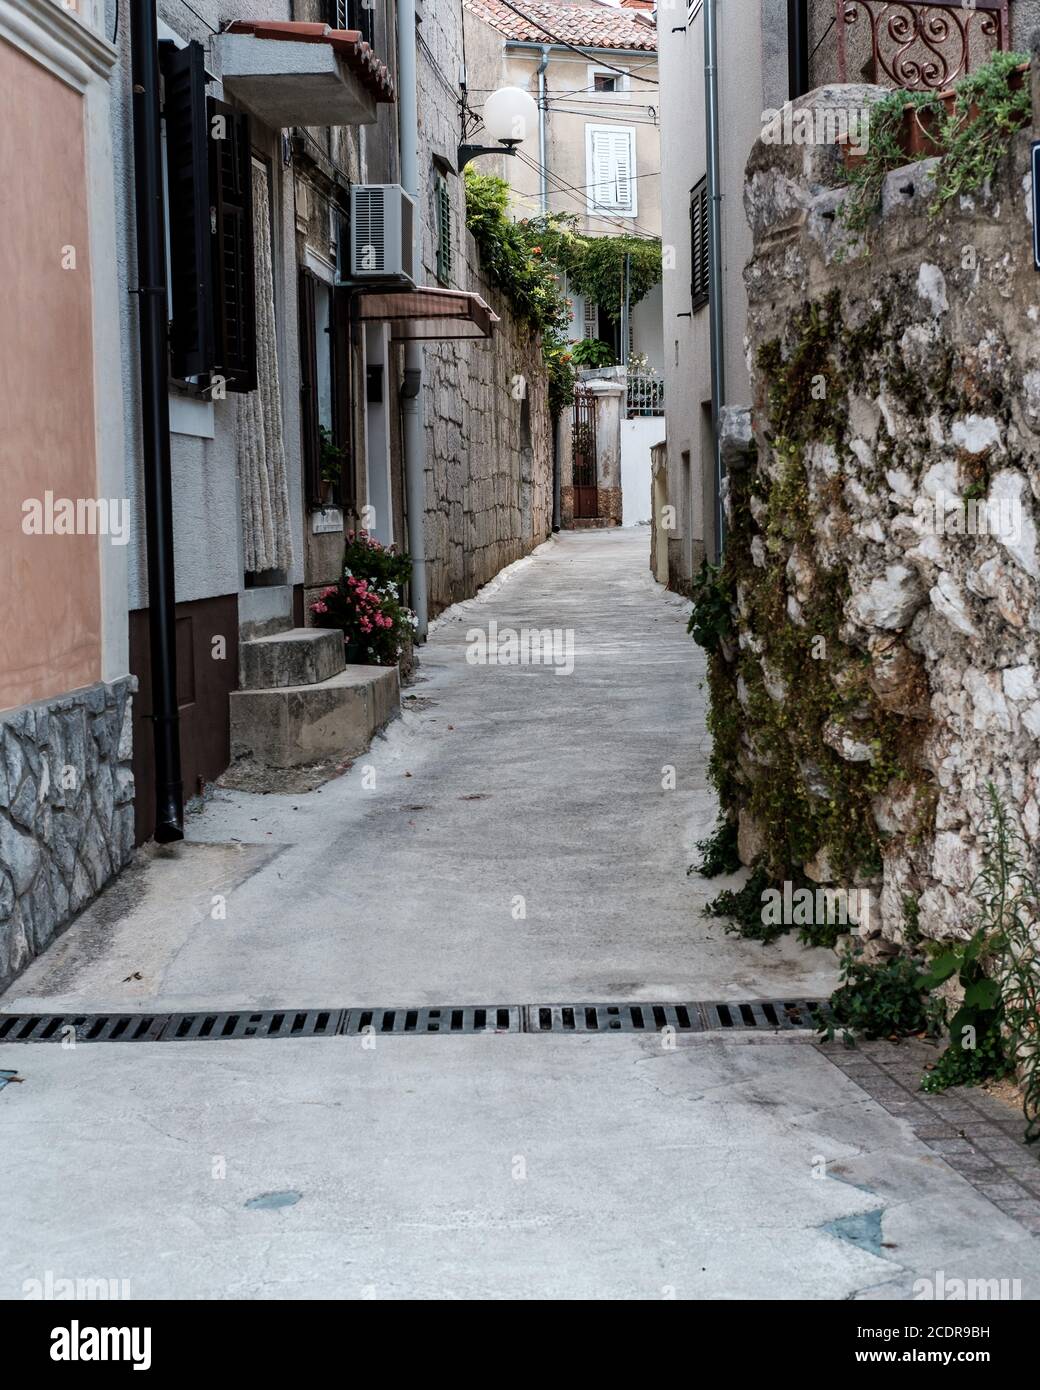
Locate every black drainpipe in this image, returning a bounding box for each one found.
[130,1,184,843]
[787,0,810,100]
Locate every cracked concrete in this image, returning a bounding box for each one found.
[3,1033,1039,1299]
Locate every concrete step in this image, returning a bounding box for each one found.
[239,628,345,690]
[230,665,400,768]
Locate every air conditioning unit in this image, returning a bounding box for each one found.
[348,184,416,284]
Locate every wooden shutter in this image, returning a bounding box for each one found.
[209,98,257,393]
[161,41,214,379]
[691,177,709,311]
[332,286,357,518]
[298,269,322,507]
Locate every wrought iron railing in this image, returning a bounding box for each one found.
[627,372,665,418]
[833,0,1011,91]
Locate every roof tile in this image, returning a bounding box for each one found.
[463,0,657,53]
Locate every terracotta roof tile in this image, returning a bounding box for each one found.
[463,0,657,53]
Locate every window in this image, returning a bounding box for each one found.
[585,125,637,217]
[690,176,709,312]
[299,268,355,511]
[587,65,629,96]
[435,172,452,285]
[160,40,257,390]
[328,0,375,47]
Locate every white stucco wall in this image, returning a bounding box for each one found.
[658,0,786,574]
[620,416,662,527]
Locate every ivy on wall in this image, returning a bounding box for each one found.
[463,170,664,415]
[691,291,934,883]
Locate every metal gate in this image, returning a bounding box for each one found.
[572,386,598,519]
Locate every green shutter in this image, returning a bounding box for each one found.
[435,174,452,286]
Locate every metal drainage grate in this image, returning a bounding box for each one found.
[0,1013,168,1044]
[700,999,823,1032]
[162,1009,343,1042]
[343,1006,521,1035]
[525,999,824,1034]
[0,1000,824,1043]
[526,1002,703,1034]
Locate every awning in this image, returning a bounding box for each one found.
[355,287,500,341]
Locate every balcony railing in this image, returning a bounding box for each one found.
[832,1,1011,92]
[627,372,664,418]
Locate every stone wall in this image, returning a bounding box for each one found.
[716,82,1040,954]
[416,0,553,618]
[0,678,136,991]
[422,241,554,615]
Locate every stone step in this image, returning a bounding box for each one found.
[230,665,400,768]
[239,628,345,690]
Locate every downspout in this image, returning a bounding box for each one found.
[130,0,184,843]
[536,44,550,213]
[787,0,810,100]
[703,0,725,559]
[537,43,559,531]
[397,0,428,639]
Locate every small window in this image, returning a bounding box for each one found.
[690,177,709,312]
[435,172,453,285]
[588,64,628,96]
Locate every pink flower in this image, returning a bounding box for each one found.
[312,601,328,615]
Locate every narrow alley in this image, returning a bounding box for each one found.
[3,534,1038,1300]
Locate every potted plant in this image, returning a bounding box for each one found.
[318,425,346,506]
[309,531,416,666]
[571,337,617,368]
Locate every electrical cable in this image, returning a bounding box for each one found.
[491,0,659,85]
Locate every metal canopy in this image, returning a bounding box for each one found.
[355,286,500,341]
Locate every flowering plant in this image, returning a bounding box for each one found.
[310,532,416,665]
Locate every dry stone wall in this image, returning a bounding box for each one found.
[0,678,136,991]
[720,87,1040,955]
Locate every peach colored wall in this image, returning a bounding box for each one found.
[0,38,102,713]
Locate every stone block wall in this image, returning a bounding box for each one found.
[422,237,553,617]
[715,88,1040,954]
[0,678,136,991]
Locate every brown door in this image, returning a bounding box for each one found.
[572,386,598,519]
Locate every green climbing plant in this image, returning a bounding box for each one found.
[914,787,1040,1132]
[838,51,1030,234]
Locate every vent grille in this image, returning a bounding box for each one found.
[0,1000,825,1044]
[352,187,386,273]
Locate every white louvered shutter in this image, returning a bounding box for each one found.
[587,127,636,215]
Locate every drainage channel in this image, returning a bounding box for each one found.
[0,999,824,1043]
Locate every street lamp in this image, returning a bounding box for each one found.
[458,85,539,171]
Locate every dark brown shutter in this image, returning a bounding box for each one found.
[298,269,321,507]
[691,178,709,312]
[332,286,356,518]
[209,98,257,392]
[161,41,214,379]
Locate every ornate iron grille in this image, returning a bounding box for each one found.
[835,0,1011,91]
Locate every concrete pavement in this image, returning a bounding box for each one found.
[2,529,836,1013]
[4,530,1037,1300]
